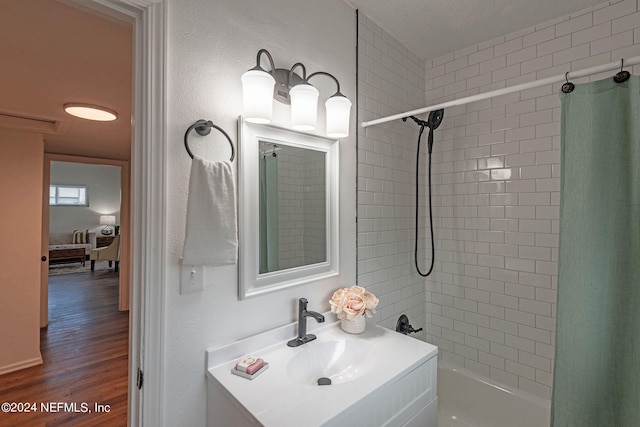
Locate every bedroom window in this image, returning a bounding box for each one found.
[50,185,88,206]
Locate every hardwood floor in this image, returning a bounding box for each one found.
[0,271,128,427]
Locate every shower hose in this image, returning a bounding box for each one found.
[403,110,443,277]
[414,123,436,277]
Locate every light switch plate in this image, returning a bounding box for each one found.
[180,259,204,294]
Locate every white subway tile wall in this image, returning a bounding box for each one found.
[277,149,306,269]
[357,14,428,336]
[302,150,327,264]
[276,147,327,269]
[358,0,640,400]
[422,0,640,399]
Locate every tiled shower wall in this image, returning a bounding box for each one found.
[424,0,640,398]
[277,148,306,269]
[277,147,327,269]
[302,149,327,264]
[357,14,428,335]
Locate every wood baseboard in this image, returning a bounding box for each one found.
[0,354,43,376]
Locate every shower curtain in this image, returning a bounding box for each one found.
[259,155,279,273]
[552,76,639,426]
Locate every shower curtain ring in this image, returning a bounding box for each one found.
[562,71,575,94]
[614,58,630,83]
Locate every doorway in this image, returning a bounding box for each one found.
[0,0,134,425]
[42,155,132,323]
[0,157,131,426]
[48,161,122,277]
[0,0,165,424]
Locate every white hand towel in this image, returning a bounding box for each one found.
[182,156,238,265]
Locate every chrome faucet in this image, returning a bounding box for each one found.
[287,298,325,347]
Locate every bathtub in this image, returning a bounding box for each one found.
[437,361,551,427]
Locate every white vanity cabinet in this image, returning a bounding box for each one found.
[322,354,437,426]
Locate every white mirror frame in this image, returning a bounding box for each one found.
[238,117,339,299]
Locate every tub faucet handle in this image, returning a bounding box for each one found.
[396,314,422,335]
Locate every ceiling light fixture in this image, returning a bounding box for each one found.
[241,49,352,138]
[63,103,118,121]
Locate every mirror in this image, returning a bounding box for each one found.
[258,141,327,273]
[238,118,339,299]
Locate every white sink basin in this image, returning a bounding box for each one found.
[206,322,438,427]
[286,339,378,385]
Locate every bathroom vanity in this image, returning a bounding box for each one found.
[206,321,438,426]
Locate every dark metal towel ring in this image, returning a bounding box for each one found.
[613,58,631,83]
[184,119,235,162]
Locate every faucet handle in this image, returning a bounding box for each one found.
[299,297,308,309]
[396,314,422,335]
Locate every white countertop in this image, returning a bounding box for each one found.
[206,322,438,427]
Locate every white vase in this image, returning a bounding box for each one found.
[340,315,366,334]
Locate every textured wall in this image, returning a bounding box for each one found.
[357,14,429,336]
[165,0,356,425]
[423,0,640,399]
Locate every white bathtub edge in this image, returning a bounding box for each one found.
[438,360,551,410]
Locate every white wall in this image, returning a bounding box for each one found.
[0,130,43,374]
[165,0,356,425]
[357,14,429,336]
[49,161,121,235]
[423,0,640,399]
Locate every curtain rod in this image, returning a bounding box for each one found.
[361,55,640,128]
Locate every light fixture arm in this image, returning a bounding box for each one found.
[308,71,343,97]
[289,62,308,85]
[241,48,351,136]
[252,48,276,73]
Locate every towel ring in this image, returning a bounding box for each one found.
[184,119,235,161]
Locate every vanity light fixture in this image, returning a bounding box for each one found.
[240,49,352,137]
[63,103,118,122]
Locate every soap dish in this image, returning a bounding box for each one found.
[231,362,269,380]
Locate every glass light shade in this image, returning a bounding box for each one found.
[325,95,352,138]
[241,69,276,124]
[290,83,319,131]
[64,103,117,121]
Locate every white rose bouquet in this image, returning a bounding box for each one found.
[330,285,379,321]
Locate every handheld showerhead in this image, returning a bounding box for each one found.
[426,109,444,154]
[403,109,445,154]
[427,109,444,129]
[403,109,446,278]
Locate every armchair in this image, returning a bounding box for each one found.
[90,234,120,272]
